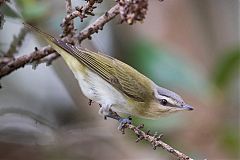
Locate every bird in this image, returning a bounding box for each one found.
[24,23,193,123]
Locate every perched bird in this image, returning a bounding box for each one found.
[24,24,193,122]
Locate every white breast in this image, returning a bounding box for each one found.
[73,69,130,114]
[55,48,130,114]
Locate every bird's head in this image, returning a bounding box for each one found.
[147,84,194,118]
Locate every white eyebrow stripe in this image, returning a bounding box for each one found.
[158,95,177,107]
[157,86,183,103]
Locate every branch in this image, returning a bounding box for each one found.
[5,27,27,57]
[76,4,120,43]
[0,46,55,78]
[0,57,12,68]
[0,0,10,29]
[125,124,193,160]
[61,0,75,38]
[106,111,194,160]
[117,0,148,24]
[37,52,60,66]
[61,0,102,38]
[0,0,153,78]
[0,3,120,79]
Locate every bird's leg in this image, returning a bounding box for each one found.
[104,109,132,131]
[98,105,132,130]
[88,99,93,106]
[104,109,120,120]
[117,115,132,131]
[98,104,112,118]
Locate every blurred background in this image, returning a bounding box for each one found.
[0,0,239,159]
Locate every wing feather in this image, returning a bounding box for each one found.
[55,40,153,102]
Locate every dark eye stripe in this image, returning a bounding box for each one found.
[159,99,178,108]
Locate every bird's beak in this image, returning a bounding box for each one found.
[182,104,194,111]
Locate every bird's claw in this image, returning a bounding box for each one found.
[88,99,93,106]
[103,110,132,132]
[118,116,132,131]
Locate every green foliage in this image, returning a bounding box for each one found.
[16,0,49,21]
[212,48,240,89]
[131,114,184,131]
[0,3,20,18]
[219,126,240,157]
[125,40,208,96]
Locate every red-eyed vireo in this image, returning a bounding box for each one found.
[24,24,193,120]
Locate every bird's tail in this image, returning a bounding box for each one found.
[23,22,56,43]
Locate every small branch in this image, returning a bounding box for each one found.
[106,111,194,160]
[0,57,12,68]
[5,27,27,57]
[0,0,153,78]
[61,0,75,38]
[61,0,102,38]
[37,52,60,66]
[0,0,10,29]
[125,124,193,160]
[0,3,120,79]
[76,3,120,43]
[117,0,148,25]
[0,46,54,78]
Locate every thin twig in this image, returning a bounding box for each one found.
[0,46,54,78]
[117,0,148,24]
[125,123,193,160]
[0,0,10,29]
[61,0,102,38]
[106,111,194,160]
[76,4,120,43]
[37,52,60,66]
[0,57,12,68]
[5,27,27,57]
[62,0,75,38]
[0,4,120,79]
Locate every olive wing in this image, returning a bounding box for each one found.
[56,40,152,102]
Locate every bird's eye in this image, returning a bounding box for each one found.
[160,99,168,106]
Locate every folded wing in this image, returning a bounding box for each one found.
[55,40,153,102]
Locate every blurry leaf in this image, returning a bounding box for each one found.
[219,127,240,157]
[16,0,49,21]
[212,48,240,88]
[131,114,184,131]
[125,40,209,97]
[5,27,27,57]
[0,3,20,18]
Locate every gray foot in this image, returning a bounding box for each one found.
[104,110,132,131]
[117,116,132,130]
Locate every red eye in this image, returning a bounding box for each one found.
[160,99,168,106]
